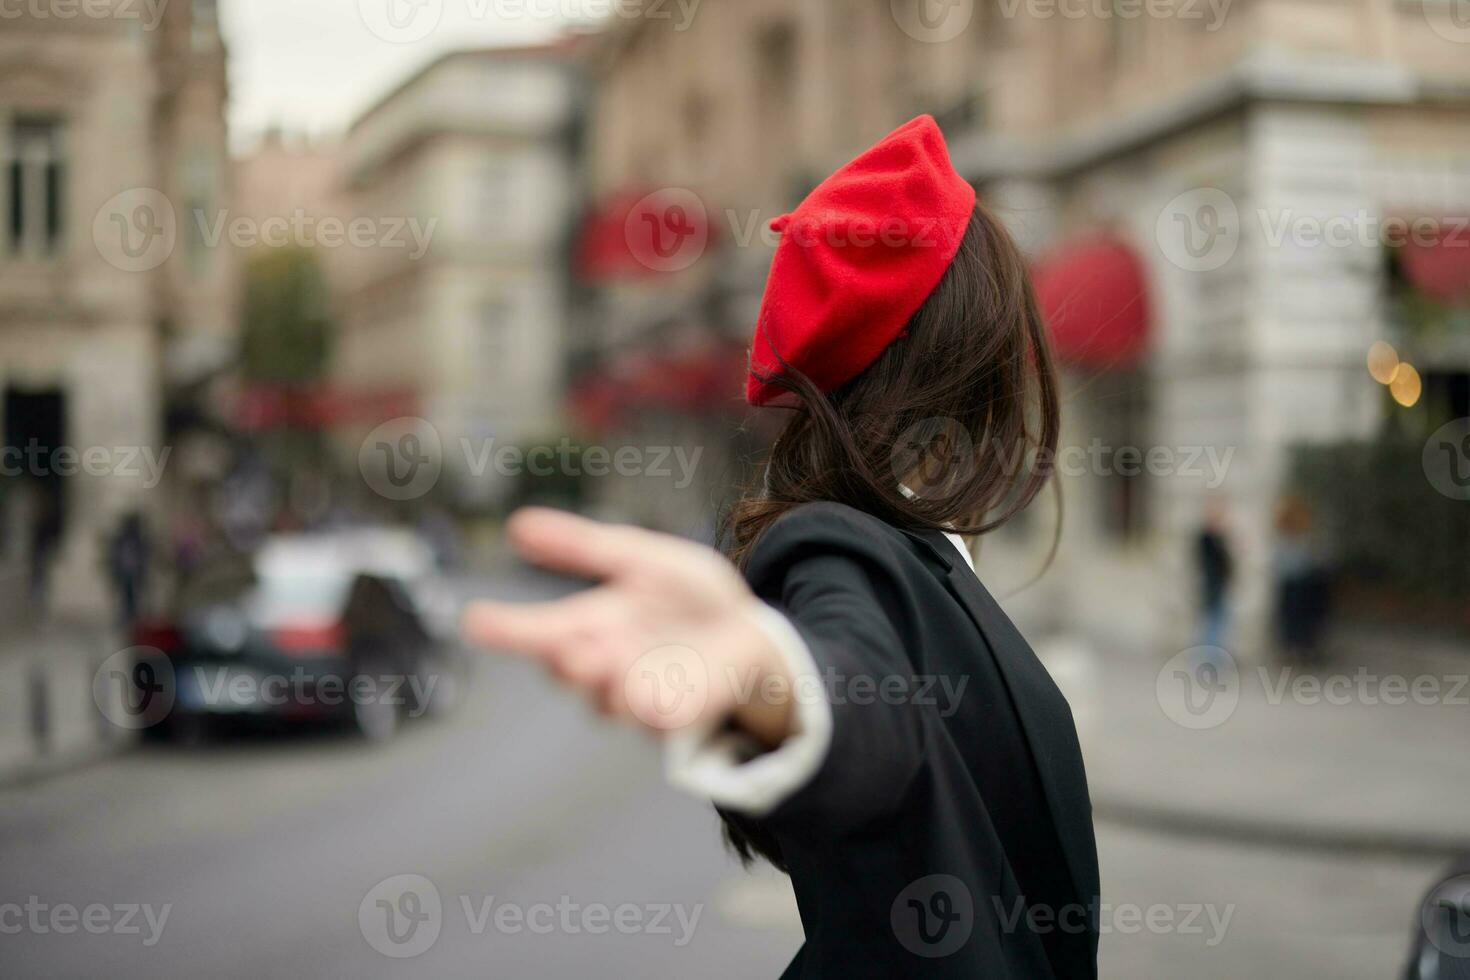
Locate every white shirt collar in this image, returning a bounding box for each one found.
[896,485,976,573]
[942,531,975,572]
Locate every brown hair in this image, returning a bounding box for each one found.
[718,201,1062,867]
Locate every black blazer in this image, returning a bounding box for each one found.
[733,502,1100,979]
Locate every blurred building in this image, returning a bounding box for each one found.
[947,0,1470,650]
[337,46,581,511]
[575,0,1470,645]
[0,0,235,617]
[232,128,346,237]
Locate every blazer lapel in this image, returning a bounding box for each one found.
[907,530,1101,911]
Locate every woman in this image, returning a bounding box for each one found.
[1272,494,1331,665]
[465,116,1100,978]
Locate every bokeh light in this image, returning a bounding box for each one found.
[1389,362,1422,407]
[1367,341,1399,385]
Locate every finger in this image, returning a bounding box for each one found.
[462,600,564,657]
[505,508,636,581]
[506,507,700,583]
[461,587,615,655]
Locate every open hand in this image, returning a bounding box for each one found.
[463,508,795,746]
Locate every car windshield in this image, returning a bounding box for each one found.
[246,572,352,626]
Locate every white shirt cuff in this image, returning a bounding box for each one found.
[664,604,834,817]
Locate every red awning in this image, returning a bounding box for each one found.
[1032,237,1152,369]
[575,188,713,283]
[567,375,626,433]
[1398,221,1470,303]
[567,345,744,432]
[576,189,648,282]
[233,385,419,432]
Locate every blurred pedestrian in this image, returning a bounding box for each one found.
[1194,500,1234,650]
[27,486,62,615]
[171,507,206,580]
[1273,494,1331,665]
[466,118,1099,978]
[107,511,149,628]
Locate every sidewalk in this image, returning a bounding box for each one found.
[0,615,134,785]
[1033,627,1470,857]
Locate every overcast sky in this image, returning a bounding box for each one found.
[220,0,573,152]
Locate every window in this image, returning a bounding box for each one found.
[1423,370,1470,429]
[479,294,514,375]
[756,22,796,98]
[1094,371,1151,542]
[7,117,65,258]
[756,21,799,202]
[182,147,218,276]
[478,157,514,237]
[1106,0,1146,71]
[192,0,219,50]
[682,92,711,179]
[977,0,1014,49]
[755,22,797,150]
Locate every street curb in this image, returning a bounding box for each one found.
[0,738,135,794]
[1094,795,1470,860]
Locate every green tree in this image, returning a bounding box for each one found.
[240,246,333,385]
[238,247,337,520]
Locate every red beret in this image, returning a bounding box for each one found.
[747,115,976,406]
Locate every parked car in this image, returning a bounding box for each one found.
[137,528,464,743]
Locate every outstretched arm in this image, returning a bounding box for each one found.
[464,505,930,832]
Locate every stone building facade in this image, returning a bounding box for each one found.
[337,47,580,511]
[955,0,1470,652]
[0,0,235,617]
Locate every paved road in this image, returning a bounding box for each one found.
[0,572,804,979]
[0,571,1449,978]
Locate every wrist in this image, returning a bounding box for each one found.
[728,601,798,749]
